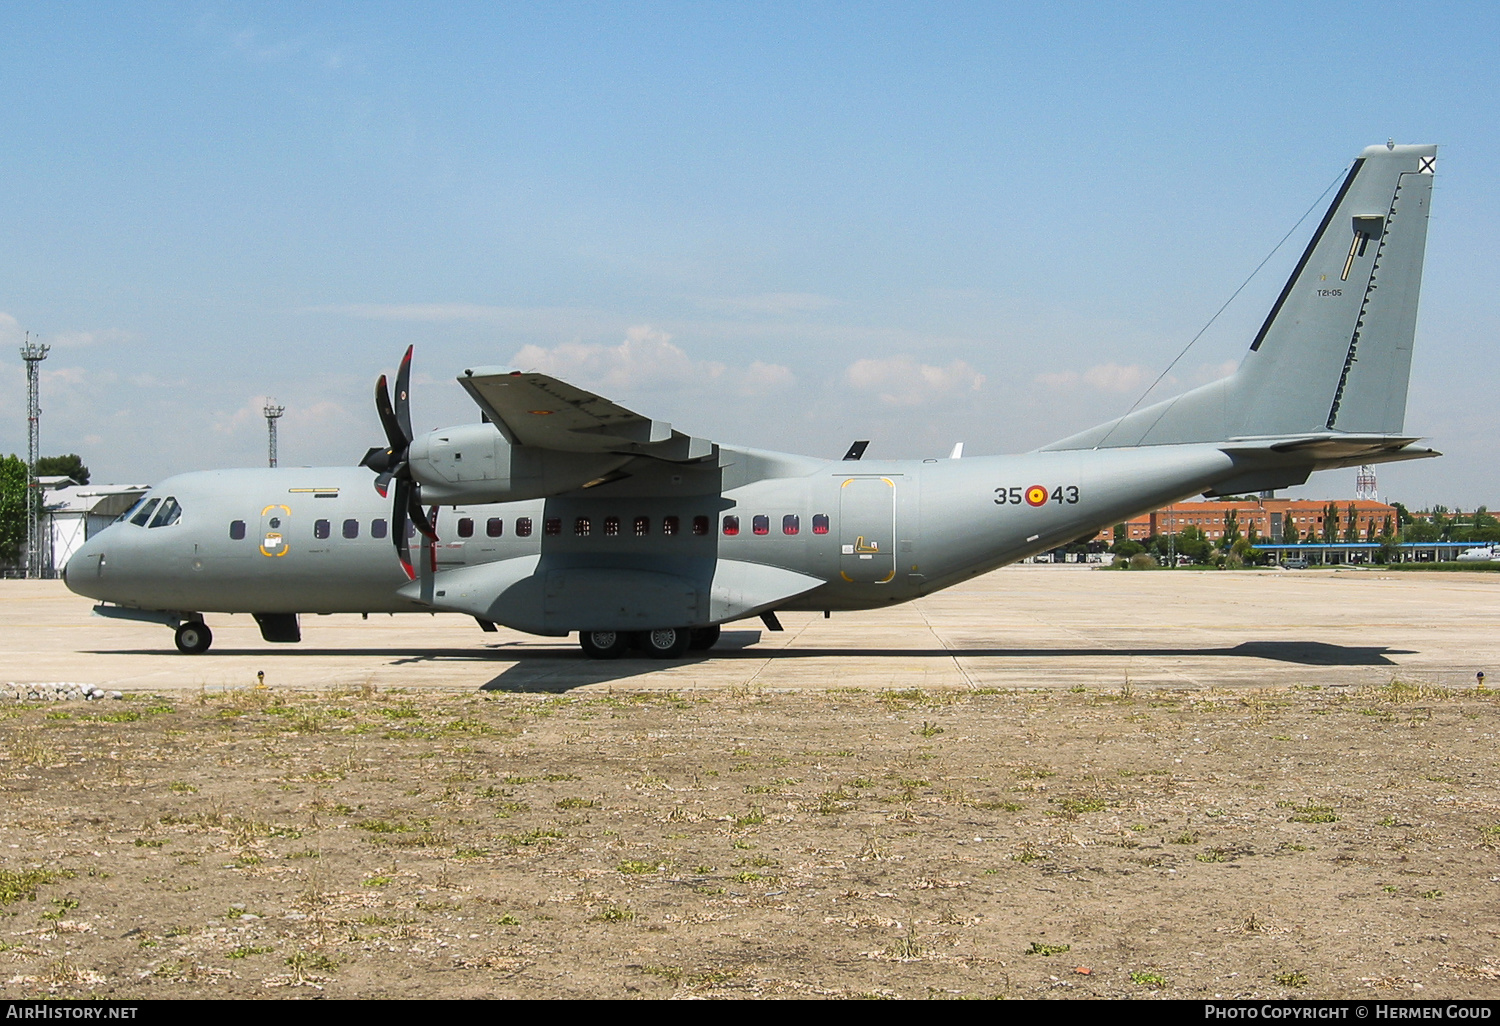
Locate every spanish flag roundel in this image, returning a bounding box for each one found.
[1024,485,1049,507]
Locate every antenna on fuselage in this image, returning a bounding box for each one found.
[263,399,285,468]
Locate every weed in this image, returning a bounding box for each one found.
[916,721,945,738]
[1274,970,1308,988]
[592,906,636,923]
[494,914,520,926]
[228,945,273,959]
[1169,831,1200,845]
[1420,890,1444,900]
[0,870,56,904]
[887,929,925,959]
[1012,844,1045,864]
[617,860,658,875]
[1287,804,1338,824]
[1026,942,1071,957]
[168,782,198,793]
[1131,970,1168,989]
[554,797,597,810]
[733,806,766,828]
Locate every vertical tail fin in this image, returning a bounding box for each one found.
[1045,144,1436,450]
[1232,143,1435,436]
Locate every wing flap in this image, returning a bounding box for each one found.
[458,367,714,461]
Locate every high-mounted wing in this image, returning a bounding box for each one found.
[458,367,715,462]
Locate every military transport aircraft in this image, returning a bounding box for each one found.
[65,143,1441,659]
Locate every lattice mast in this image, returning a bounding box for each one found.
[263,399,285,468]
[1355,465,1378,502]
[20,334,50,578]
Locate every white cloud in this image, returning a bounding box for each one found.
[845,356,985,407]
[1082,362,1150,393]
[1034,362,1154,394]
[511,325,794,397]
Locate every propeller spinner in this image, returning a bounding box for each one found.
[359,345,438,580]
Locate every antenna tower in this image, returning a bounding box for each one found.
[20,334,50,578]
[263,399,285,468]
[1355,465,1378,502]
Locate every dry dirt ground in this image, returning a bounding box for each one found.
[1,679,1498,1000]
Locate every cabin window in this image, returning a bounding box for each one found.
[130,498,161,527]
[314,519,331,540]
[343,518,359,539]
[229,520,246,540]
[574,517,591,537]
[372,519,388,539]
[662,516,679,536]
[487,517,503,537]
[752,514,769,535]
[722,515,739,536]
[633,516,649,537]
[457,517,474,538]
[148,498,181,528]
[603,516,620,537]
[783,514,799,535]
[517,517,533,537]
[693,515,709,536]
[812,514,830,535]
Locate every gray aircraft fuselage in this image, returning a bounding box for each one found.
[66,441,1236,626]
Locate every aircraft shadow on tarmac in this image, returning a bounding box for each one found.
[476,638,1413,693]
[85,637,1413,695]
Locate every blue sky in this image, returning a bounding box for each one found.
[1,2,1495,507]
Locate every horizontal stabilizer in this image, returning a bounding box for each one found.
[458,367,715,462]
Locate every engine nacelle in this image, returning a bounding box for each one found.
[408,422,632,504]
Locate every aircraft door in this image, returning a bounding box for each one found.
[838,477,896,584]
[258,504,293,561]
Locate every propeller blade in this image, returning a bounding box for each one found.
[391,479,413,579]
[374,374,405,453]
[394,344,414,445]
[407,487,436,541]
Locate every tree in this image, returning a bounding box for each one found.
[0,455,28,566]
[1322,502,1340,544]
[33,454,90,485]
[1280,513,1299,546]
[1343,503,1359,543]
[1223,508,1240,546]
[1112,523,1127,543]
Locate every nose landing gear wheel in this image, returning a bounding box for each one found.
[174,621,213,654]
[579,630,630,660]
[640,627,691,659]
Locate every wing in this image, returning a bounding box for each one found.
[457,366,715,462]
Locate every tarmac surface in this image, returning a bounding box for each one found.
[3,565,1494,694]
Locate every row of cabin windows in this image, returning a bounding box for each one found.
[228,512,833,542]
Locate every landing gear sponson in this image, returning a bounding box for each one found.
[578,625,721,660]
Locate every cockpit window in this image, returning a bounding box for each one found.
[130,498,161,527]
[148,498,182,528]
[116,496,149,524]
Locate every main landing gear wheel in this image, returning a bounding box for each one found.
[174,621,213,655]
[579,630,630,660]
[688,626,721,651]
[641,627,691,659]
